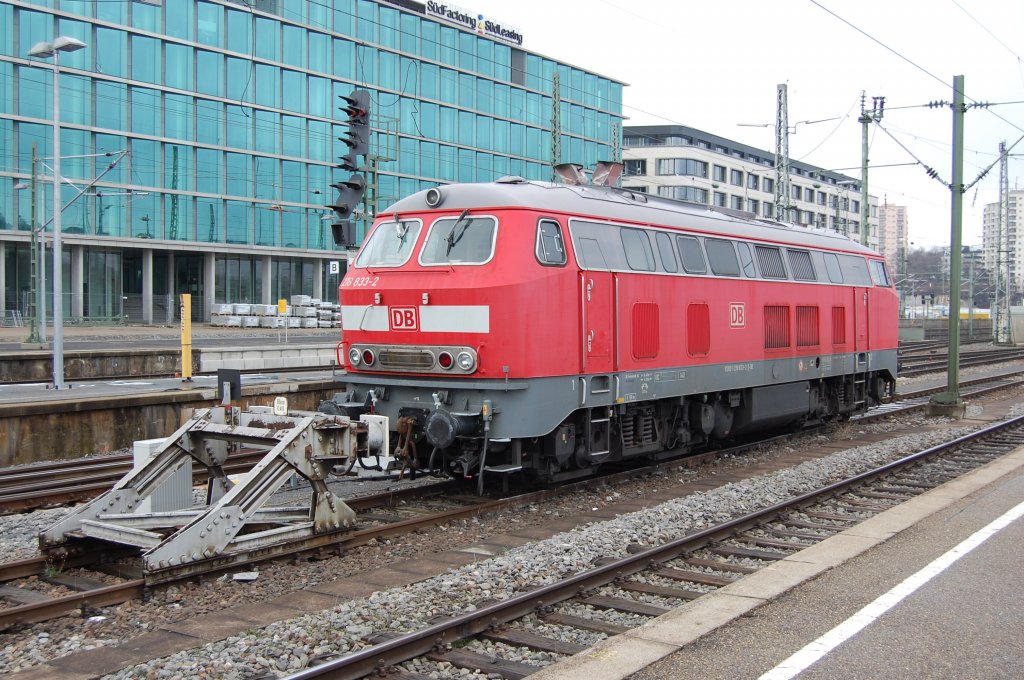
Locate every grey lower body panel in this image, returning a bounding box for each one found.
[339,349,897,440]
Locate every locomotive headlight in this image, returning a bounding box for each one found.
[361,349,376,366]
[425,186,444,208]
[438,351,454,370]
[348,347,362,366]
[456,351,476,371]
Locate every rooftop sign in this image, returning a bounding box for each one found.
[425,1,524,46]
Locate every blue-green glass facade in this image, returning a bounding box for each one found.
[0,0,624,320]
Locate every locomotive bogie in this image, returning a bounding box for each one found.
[332,178,899,488]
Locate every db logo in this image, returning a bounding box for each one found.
[729,302,745,328]
[389,306,419,331]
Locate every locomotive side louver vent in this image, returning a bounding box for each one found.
[764,305,791,349]
[632,302,659,359]
[687,303,710,356]
[832,306,847,345]
[755,245,787,279]
[796,305,820,347]
[788,249,817,281]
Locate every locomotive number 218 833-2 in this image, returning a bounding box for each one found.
[341,276,379,288]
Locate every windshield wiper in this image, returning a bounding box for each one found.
[394,217,409,252]
[444,209,471,256]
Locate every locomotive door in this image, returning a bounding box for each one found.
[854,287,869,352]
[580,271,614,374]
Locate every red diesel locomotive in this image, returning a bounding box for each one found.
[323,168,898,487]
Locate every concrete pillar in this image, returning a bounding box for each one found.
[142,248,153,325]
[71,244,84,318]
[313,259,323,300]
[0,240,6,313]
[261,255,272,306]
[204,251,215,322]
[165,251,175,323]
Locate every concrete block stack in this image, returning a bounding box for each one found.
[208,297,341,328]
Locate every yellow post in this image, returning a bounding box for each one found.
[278,298,288,341]
[180,293,193,381]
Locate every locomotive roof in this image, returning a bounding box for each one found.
[383,178,878,256]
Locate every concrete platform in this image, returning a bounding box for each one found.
[530,447,1024,679]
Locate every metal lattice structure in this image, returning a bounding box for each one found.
[774,83,790,222]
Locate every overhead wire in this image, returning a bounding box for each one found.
[949,0,1024,86]
[809,0,1024,136]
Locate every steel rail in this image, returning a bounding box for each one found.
[286,413,1024,679]
[4,372,1023,629]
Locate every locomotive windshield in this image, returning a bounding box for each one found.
[354,219,422,268]
[420,214,497,265]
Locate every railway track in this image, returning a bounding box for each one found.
[2,371,1023,632]
[898,347,1024,376]
[0,450,267,513]
[3,366,1023,515]
[286,412,1024,679]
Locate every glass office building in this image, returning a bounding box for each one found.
[0,0,624,322]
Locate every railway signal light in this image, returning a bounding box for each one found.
[329,175,366,247]
[339,89,370,172]
[330,90,371,247]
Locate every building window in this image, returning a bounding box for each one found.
[763,202,774,218]
[748,199,759,215]
[730,195,744,211]
[659,186,709,203]
[713,165,726,182]
[852,199,860,213]
[817,191,828,206]
[747,174,759,190]
[730,169,743,186]
[763,177,774,194]
[713,191,726,207]
[804,187,814,202]
[792,185,802,200]
[656,158,708,178]
[624,159,646,176]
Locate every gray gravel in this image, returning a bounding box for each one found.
[0,367,1015,677]
[92,418,985,679]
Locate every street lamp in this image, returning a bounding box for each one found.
[28,35,86,389]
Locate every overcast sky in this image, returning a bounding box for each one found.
[469,0,1024,250]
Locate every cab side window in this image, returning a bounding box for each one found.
[536,219,567,266]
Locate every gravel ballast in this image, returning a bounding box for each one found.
[86,416,987,680]
[0,372,1013,678]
